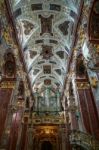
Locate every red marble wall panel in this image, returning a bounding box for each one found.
[24,134,28,150]
[0,89,12,141]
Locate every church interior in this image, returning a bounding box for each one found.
[0,0,99,149]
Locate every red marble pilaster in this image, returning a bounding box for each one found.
[78,88,99,139]
[70,112,79,130]
[78,89,92,134]
[19,117,28,150]
[7,109,23,150]
[96,72,99,116]
[0,88,12,141]
[85,89,99,139]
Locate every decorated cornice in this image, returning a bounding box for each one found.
[76,81,90,89]
[0,80,16,89]
[70,130,99,149]
[4,0,34,99]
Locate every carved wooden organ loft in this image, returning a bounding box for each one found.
[0,0,99,150]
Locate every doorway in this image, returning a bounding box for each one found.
[41,141,53,150]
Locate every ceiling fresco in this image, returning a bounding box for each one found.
[11,0,81,95]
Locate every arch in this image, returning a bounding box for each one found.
[88,0,99,43]
[76,54,87,78]
[18,80,25,98]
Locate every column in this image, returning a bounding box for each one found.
[68,97,79,131]
[34,89,38,111]
[56,89,60,111]
[45,88,50,110]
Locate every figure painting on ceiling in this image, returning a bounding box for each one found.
[39,15,53,36]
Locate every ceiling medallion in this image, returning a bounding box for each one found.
[44,79,51,85]
[40,45,53,59]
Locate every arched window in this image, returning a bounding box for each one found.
[4,52,16,77]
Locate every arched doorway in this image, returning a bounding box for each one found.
[41,141,53,150]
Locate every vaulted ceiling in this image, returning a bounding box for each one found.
[12,0,81,93]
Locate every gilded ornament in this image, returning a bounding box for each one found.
[76,82,90,89]
[0,81,15,89]
[90,77,98,88]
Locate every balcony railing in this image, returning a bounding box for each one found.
[70,130,99,150]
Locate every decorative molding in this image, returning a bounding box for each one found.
[31,115,65,125]
[90,76,98,88]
